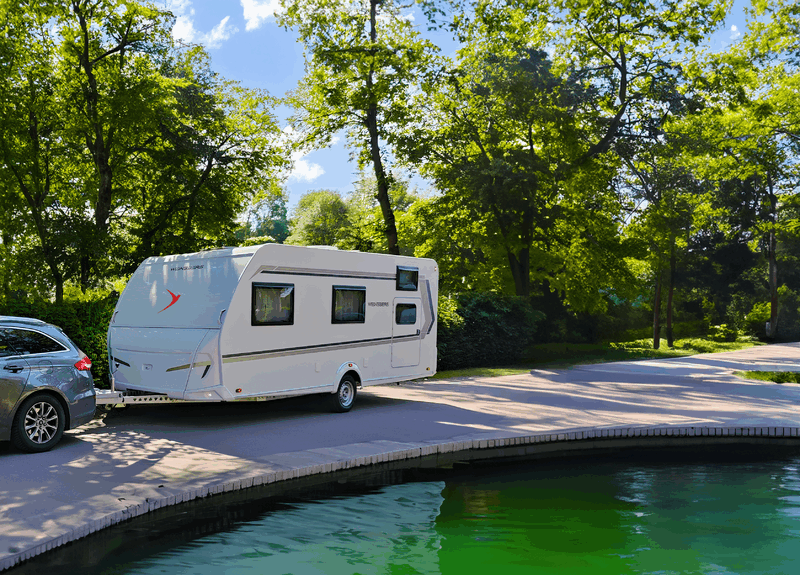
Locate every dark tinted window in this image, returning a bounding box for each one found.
[2,328,68,355]
[395,304,417,325]
[396,266,418,291]
[252,283,294,326]
[0,331,16,358]
[332,286,366,324]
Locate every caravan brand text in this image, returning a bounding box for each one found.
[170,265,205,272]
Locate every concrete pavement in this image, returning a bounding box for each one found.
[3,343,800,571]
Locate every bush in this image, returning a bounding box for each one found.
[0,293,118,388]
[437,293,544,371]
[708,323,738,342]
[744,301,770,337]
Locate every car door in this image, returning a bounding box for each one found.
[0,329,31,437]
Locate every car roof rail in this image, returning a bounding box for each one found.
[0,316,48,326]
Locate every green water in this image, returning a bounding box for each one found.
[45,456,800,574]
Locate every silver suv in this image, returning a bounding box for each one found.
[0,316,96,452]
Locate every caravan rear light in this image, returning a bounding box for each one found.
[74,354,92,371]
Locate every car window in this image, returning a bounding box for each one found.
[1,328,68,355]
[0,331,17,358]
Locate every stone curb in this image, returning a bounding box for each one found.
[2,424,800,571]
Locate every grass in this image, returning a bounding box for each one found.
[433,336,764,380]
[734,371,800,384]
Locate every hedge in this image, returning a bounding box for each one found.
[0,295,118,388]
[437,292,544,371]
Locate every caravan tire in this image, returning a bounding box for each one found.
[331,375,357,413]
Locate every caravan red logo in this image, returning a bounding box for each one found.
[158,289,181,313]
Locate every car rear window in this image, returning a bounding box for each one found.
[1,328,68,355]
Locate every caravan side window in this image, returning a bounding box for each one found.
[252,283,294,326]
[396,304,417,325]
[332,286,366,324]
[396,266,418,291]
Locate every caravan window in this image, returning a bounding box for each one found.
[332,286,366,324]
[252,283,294,326]
[396,266,418,291]
[396,304,417,325]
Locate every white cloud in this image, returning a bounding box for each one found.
[289,153,325,182]
[241,0,282,31]
[203,16,238,48]
[730,25,741,40]
[282,126,327,182]
[168,1,238,49]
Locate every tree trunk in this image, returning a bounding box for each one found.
[767,226,779,339]
[507,248,531,298]
[766,175,779,340]
[666,237,676,347]
[652,266,662,349]
[0,232,10,299]
[365,0,399,255]
[74,3,120,288]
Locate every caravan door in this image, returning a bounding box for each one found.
[391,297,421,367]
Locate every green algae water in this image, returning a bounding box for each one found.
[21,454,800,574]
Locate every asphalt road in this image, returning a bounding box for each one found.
[2,342,800,571]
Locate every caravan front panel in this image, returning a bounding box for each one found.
[109,327,216,398]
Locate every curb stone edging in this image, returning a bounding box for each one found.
[3,425,800,572]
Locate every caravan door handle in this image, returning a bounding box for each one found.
[3,364,25,374]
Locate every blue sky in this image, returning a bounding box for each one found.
[163,0,750,212]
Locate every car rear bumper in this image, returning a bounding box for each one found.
[68,389,96,430]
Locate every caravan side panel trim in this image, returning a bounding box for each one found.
[222,334,421,364]
[256,266,395,282]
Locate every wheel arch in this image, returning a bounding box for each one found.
[334,362,362,391]
[14,389,71,430]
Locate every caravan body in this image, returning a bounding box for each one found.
[107,244,437,403]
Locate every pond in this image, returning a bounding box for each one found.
[15,449,800,574]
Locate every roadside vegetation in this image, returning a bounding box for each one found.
[436,338,764,380]
[735,371,800,384]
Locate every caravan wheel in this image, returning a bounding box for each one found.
[331,375,357,413]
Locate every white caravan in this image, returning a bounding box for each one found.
[106,244,437,411]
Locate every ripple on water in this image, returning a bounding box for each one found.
[49,455,800,575]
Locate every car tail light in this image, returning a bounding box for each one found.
[74,354,92,371]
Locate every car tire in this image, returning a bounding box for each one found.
[11,395,66,453]
[331,375,357,413]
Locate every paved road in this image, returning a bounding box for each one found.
[2,343,800,570]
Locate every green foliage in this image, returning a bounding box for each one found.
[278,0,438,253]
[0,0,288,298]
[745,301,771,337]
[776,286,800,341]
[707,324,739,342]
[437,293,544,370]
[285,189,350,246]
[736,370,800,384]
[0,290,118,387]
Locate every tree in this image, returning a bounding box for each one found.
[0,0,289,300]
[405,0,729,301]
[57,0,176,288]
[125,49,287,268]
[278,0,438,254]
[681,2,800,339]
[339,170,419,254]
[404,47,630,306]
[285,189,350,246]
[0,2,85,302]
